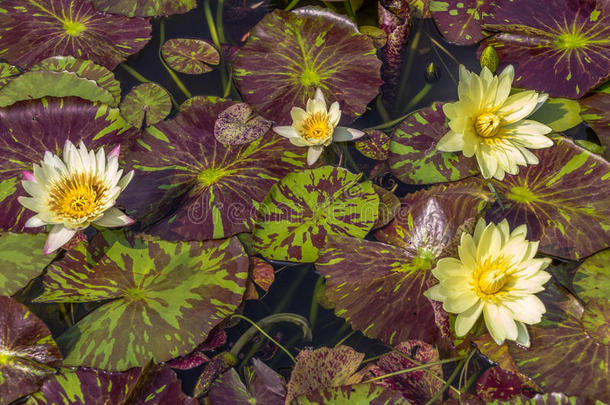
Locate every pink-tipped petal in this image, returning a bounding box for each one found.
[43,225,77,255]
[21,171,35,181]
[93,207,135,228]
[25,215,46,228]
[108,144,121,159]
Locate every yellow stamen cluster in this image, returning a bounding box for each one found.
[300,112,332,141]
[48,173,107,223]
[475,112,502,138]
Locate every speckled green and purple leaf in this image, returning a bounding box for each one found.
[26,364,197,404]
[36,230,248,371]
[476,366,526,402]
[372,185,400,230]
[0,62,20,88]
[253,166,379,263]
[162,38,220,74]
[292,383,409,405]
[571,249,610,303]
[231,7,382,125]
[0,0,152,70]
[483,137,610,260]
[0,97,136,233]
[121,97,306,240]
[479,0,610,98]
[528,97,582,133]
[120,83,172,128]
[0,296,63,404]
[580,92,610,160]
[88,0,197,17]
[489,393,591,405]
[389,103,478,184]
[430,0,495,45]
[214,102,272,145]
[0,233,55,296]
[355,130,391,160]
[316,179,491,346]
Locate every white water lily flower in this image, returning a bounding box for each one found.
[438,65,553,180]
[424,218,551,347]
[273,88,365,165]
[18,140,134,254]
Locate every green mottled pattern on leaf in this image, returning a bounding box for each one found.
[528,97,582,132]
[355,130,391,160]
[292,383,409,405]
[580,92,610,160]
[489,393,591,404]
[89,0,197,17]
[0,233,54,296]
[430,0,495,45]
[120,83,172,128]
[0,62,20,88]
[37,230,248,371]
[571,250,610,303]
[253,166,379,262]
[214,102,272,145]
[162,38,220,74]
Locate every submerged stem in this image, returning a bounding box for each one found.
[487,181,506,211]
[159,20,192,99]
[400,83,433,116]
[285,0,301,11]
[203,0,231,98]
[344,0,356,21]
[120,63,180,109]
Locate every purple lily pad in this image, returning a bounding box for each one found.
[162,38,220,74]
[166,329,227,370]
[292,383,409,405]
[580,92,610,160]
[476,366,526,402]
[430,0,495,45]
[232,7,382,124]
[88,0,197,17]
[214,102,273,145]
[355,130,391,160]
[571,249,610,303]
[120,83,172,128]
[480,0,610,98]
[0,0,152,70]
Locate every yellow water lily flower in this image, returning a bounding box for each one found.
[273,88,365,165]
[438,65,553,180]
[19,140,134,254]
[424,218,551,347]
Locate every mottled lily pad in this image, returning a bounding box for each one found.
[0,233,55,296]
[244,257,275,300]
[0,296,63,404]
[0,0,152,70]
[88,0,197,17]
[389,103,478,184]
[121,97,306,241]
[372,185,401,230]
[480,0,610,98]
[355,130,391,160]
[484,137,610,260]
[120,83,172,128]
[316,179,491,346]
[0,62,20,87]
[430,0,495,45]
[214,102,272,145]
[476,366,526,402]
[293,383,409,405]
[232,7,382,124]
[162,38,220,74]
[580,92,610,160]
[36,230,249,371]
[528,97,582,133]
[571,249,610,303]
[253,166,379,262]
[489,393,591,405]
[0,97,137,233]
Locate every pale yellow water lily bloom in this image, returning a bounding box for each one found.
[424,218,551,347]
[19,140,134,254]
[273,88,365,165]
[438,65,553,180]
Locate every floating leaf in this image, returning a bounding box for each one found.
[571,249,610,303]
[580,92,610,160]
[480,0,610,98]
[372,185,400,230]
[245,257,275,300]
[0,97,137,233]
[489,393,591,405]
[355,130,391,160]
[37,230,248,371]
[162,38,220,74]
[528,97,582,132]
[121,97,306,240]
[166,329,227,370]
[389,103,478,184]
[0,0,152,70]
[253,166,379,262]
[120,83,172,128]
[483,137,610,260]
[430,0,495,45]
[88,0,197,17]
[0,296,63,404]
[293,383,409,405]
[316,180,491,346]
[476,366,526,402]
[0,62,19,87]
[0,233,55,296]
[214,102,272,145]
[232,7,382,124]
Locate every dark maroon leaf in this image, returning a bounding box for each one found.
[430,0,495,45]
[166,329,227,370]
[580,92,610,160]
[476,366,525,402]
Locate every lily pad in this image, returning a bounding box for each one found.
[355,130,391,160]
[489,393,590,405]
[528,97,582,133]
[232,7,382,124]
[0,233,55,296]
[484,137,610,260]
[430,0,495,45]
[476,366,526,402]
[0,296,63,404]
[88,0,197,17]
[316,179,491,346]
[253,166,379,263]
[580,92,610,160]
[0,0,152,70]
[162,38,220,74]
[372,185,401,230]
[389,102,478,184]
[214,102,273,145]
[120,83,172,128]
[121,97,306,241]
[36,230,249,371]
[480,0,610,98]
[0,62,20,87]
[245,257,275,300]
[571,250,610,303]
[0,97,137,233]
[292,383,409,405]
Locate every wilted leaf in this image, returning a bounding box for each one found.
[214,102,272,145]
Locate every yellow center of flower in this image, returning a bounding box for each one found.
[475,112,501,138]
[474,256,512,298]
[300,112,333,141]
[49,173,107,223]
[478,268,508,295]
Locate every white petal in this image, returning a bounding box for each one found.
[43,225,77,255]
[93,207,135,228]
[476,222,502,260]
[424,284,446,301]
[484,303,518,343]
[475,146,498,179]
[515,322,530,347]
[118,170,135,191]
[290,107,307,125]
[22,170,35,181]
[273,126,300,139]
[444,292,479,313]
[458,233,478,270]
[25,215,46,228]
[328,102,341,127]
[333,126,364,142]
[314,88,325,104]
[307,146,324,165]
[432,257,465,279]
[494,65,514,108]
[108,144,121,159]
[473,218,487,245]
[504,295,546,324]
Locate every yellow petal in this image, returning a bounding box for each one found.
[458,233,477,269]
[436,130,464,152]
[444,291,479,313]
[496,90,539,123]
[455,300,483,336]
[504,295,546,324]
[476,222,502,261]
[424,284,446,301]
[515,321,530,347]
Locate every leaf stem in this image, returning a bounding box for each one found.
[334,329,356,347]
[394,20,423,115]
[423,350,473,405]
[486,181,505,211]
[203,0,231,98]
[399,83,433,116]
[216,0,226,44]
[344,0,356,21]
[159,20,192,99]
[360,356,466,384]
[285,0,301,11]
[309,276,325,330]
[120,63,180,109]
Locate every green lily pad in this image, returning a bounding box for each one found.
[88,0,197,17]
[316,179,491,346]
[162,38,220,74]
[484,137,610,260]
[253,166,379,262]
[480,0,610,98]
[0,62,19,88]
[355,130,391,160]
[292,383,409,405]
[571,250,610,303]
[528,97,582,133]
[0,296,63,404]
[214,102,273,145]
[430,0,495,45]
[232,7,382,124]
[389,102,478,184]
[580,92,610,160]
[0,233,55,296]
[120,83,172,128]
[36,230,249,371]
[0,0,152,70]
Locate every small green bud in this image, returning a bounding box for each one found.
[480,45,499,73]
[424,62,440,83]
